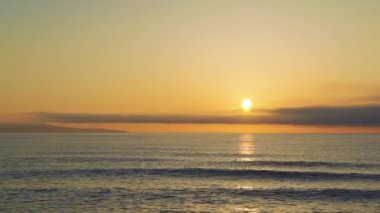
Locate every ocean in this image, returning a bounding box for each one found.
[0,133,379,212]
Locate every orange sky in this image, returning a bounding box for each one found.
[1,1,379,133]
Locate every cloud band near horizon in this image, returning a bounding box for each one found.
[34,105,380,127]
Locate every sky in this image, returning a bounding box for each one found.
[1,0,380,132]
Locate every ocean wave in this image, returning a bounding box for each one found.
[232,160,380,169]
[210,188,380,201]
[1,187,379,202]
[2,168,380,181]
[6,156,181,163]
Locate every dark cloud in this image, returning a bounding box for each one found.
[36,105,380,127]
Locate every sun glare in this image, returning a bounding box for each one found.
[242,99,252,111]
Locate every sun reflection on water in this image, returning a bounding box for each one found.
[234,207,261,213]
[238,134,256,162]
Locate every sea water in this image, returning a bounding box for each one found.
[0,133,379,212]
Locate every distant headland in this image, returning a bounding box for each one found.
[0,123,126,133]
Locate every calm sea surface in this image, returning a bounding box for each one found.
[0,133,379,212]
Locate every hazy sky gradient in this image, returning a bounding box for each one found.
[1,0,379,132]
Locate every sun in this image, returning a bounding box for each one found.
[242,99,252,111]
